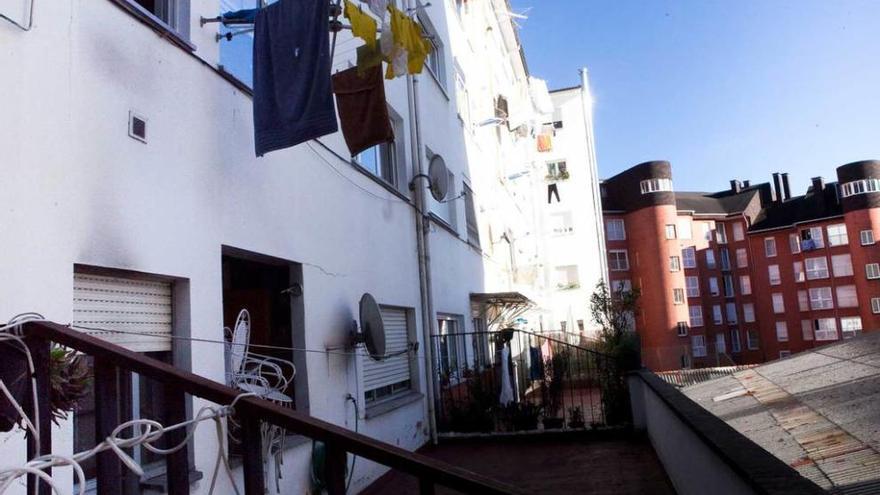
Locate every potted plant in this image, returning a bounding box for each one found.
[567,406,586,429]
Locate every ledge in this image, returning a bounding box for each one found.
[365,391,424,419]
[107,0,195,52]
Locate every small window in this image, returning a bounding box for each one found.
[867,263,880,280]
[860,230,875,246]
[743,303,755,323]
[779,351,792,359]
[365,306,416,404]
[739,275,752,295]
[418,15,446,86]
[355,110,403,187]
[677,322,689,337]
[715,334,727,354]
[682,247,697,268]
[132,0,186,31]
[831,254,853,277]
[789,233,801,254]
[798,290,809,312]
[549,211,574,236]
[723,275,735,297]
[673,288,685,305]
[806,257,830,280]
[611,279,633,293]
[730,330,741,353]
[768,265,781,285]
[840,178,880,198]
[709,277,720,296]
[793,261,805,282]
[669,256,681,272]
[747,330,759,350]
[691,335,707,357]
[716,224,728,244]
[800,227,825,250]
[686,276,700,297]
[772,293,785,313]
[736,248,748,268]
[665,224,677,240]
[872,297,880,314]
[732,222,744,242]
[720,248,731,271]
[706,250,716,269]
[606,219,626,241]
[813,318,838,341]
[776,321,789,342]
[801,320,814,341]
[609,250,630,271]
[725,302,738,324]
[712,305,723,324]
[809,287,833,310]
[826,224,848,246]
[840,317,863,339]
[463,183,480,247]
[764,237,777,257]
[689,306,704,327]
[554,265,580,290]
[639,178,673,194]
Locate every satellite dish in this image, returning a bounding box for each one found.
[427,154,449,202]
[358,293,386,361]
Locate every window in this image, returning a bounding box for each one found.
[129,0,188,31]
[677,322,689,337]
[611,279,633,293]
[800,227,824,250]
[867,263,880,279]
[772,293,785,313]
[673,288,685,305]
[418,15,446,86]
[453,65,470,125]
[793,261,805,282]
[827,224,848,246]
[813,318,838,341]
[805,257,829,280]
[740,275,752,295]
[665,224,677,239]
[546,160,568,180]
[639,178,673,194]
[686,276,700,297]
[798,290,809,312]
[365,306,416,404]
[730,330,741,353]
[720,248,731,270]
[732,222,744,242]
[702,222,713,241]
[609,250,629,271]
[606,219,626,241]
[577,320,585,332]
[873,297,880,314]
[437,315,466,379]
[550,211,574,235]
[691,335,707,357]
[689,306,704,327]
[669,256,681,272]
[768,265,781,285]
[809,287,833,309]
[715,334,727,354]
[861,230,875,246]
[840,178,880,197]
[789,233,801,254]
[709,277,720,296]
[706,250,716,269]
[463,183,480,246]
[554,265,580,289]
[356,110,404,186]
[726,303,738,324]
[736,248,748,268]
[747,330,759,350]
[840,317,863,339]
[831,254,853,277]
[743,303,755,322]
[713,305,723,324]
[682,247,697,268]
[716,224,728,244]
[764,237,777,257]
[779,351,792,359]
[677,219,693,239]
[801,320,814,341]
[723,275,735,297]
[428,165,456,226]
[776,321,789,342]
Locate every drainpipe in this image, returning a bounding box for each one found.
[579,68,608,287]
[405,0,438,444]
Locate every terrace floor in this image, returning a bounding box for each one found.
[362,433,676,494]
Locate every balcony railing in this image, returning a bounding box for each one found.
[13,321,523,495]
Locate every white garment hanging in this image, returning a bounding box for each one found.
[499,344,514,405]
[365,0,389,19]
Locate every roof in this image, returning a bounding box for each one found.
[469,292,534,306]
[675,188,760,215]
[750,185,844,231]
[682,334,880,494]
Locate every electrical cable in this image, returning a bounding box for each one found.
[306,140,407,204]
[344,394,358,493]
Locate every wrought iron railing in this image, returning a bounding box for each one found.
[431,329,629,435]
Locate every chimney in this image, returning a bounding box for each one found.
[772,173,783,202]
[781,173,791,200]
[730,180,742,194]
[743,180,751,188]
[811,176,825,193]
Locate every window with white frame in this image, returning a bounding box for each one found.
[772,293,785,313]
[736,248,748,268]
[743,303,755,322]
[764,237,777,257]
[860,230,875,246]
[768,265,781,285]
[453,64,470,126]
[606,219,626,240]
[793,261,805,282]
[365,306,416,404]
[806,257,829,280]
[686,276,700,297]
[418,15,446,86]
[691,335,707,357]
[800,226,824,250]
[747,330,759,350]
[726,302,738,324]
[775,321,789,342]
[549,211,575,236]
[713,305,723,324]
[437,315,466,379]
[830,254,853,277]
[720,248,731,271]
[640,178,673,194]
[840,178,880,197]
[801,320,814,341]
[706,250,716,269]
[689,306,704,327]
[809,287,833,310]
[732,222,744,242]
[827,224,848,246]
[723,275,735,297]
[463,183,480,246]
[715,334,726,354]
[609,250,630,271]
[716,224,728,244]
[682,247,697,268]
[873,297,880,314]
[730,329,741,353]
[709,277,720,296]
[740,275,752,295]
[702,222,713,241]
[779,351,792,359]
[677,218,693,239]
[789,233,801,254]
[867,263,880,279]
[677,322,689,337]
[665,224,677,239]
[797,290,809,312]
[611,279,633,293]
[813,318,838,341]
[673,288,685,305]
[840,317,863,339]
[670,256,681,272]
[554,265,580,289]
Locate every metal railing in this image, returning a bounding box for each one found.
[431,329,629,435]
[16,321,523,495]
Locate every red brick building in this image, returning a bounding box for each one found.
[602,160,880,371]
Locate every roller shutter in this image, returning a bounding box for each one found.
[72,273,173,353]
[363,306,411,393]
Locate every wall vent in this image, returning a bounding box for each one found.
[128,111,147,143]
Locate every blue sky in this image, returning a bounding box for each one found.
[509,0,880,194]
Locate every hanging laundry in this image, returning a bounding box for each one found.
[499,344,514,405]
[384,6,432,79]
[547,183,560,204]
[344,0,377,48]
[365,0,389,19]
[529,346,544,381]
[253,0,338,157]
[356,43,383,73]
[221,8,259,23]
[536,132,552,152]
[332,65,394,156]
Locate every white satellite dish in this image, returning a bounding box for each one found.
[427,154,449,202]
[358,293,386,361]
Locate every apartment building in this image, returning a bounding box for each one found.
[602,160,880,371]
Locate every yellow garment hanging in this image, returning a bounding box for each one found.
[385,6,432,79]
[344,0,377,49]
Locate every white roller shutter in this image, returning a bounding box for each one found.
[72,273,173,353]
[363,307,411,393]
